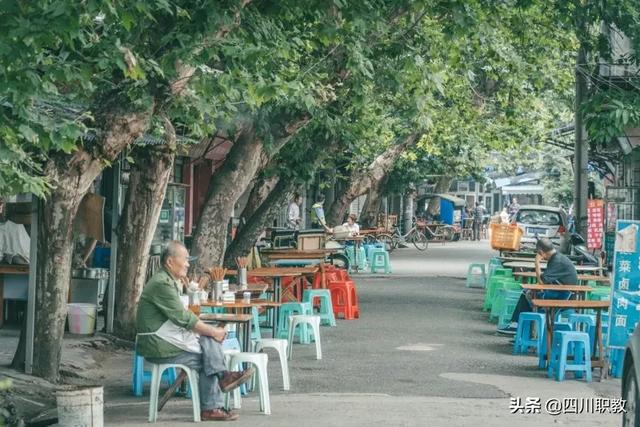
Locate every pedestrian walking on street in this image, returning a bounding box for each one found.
[472,202,485,241]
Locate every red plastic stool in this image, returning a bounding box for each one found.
[336,269,350,281]
[328,281,360,320]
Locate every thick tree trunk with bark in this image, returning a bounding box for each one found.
[427,176,453,216]
[114,133,175,340]
[326,133,420,225]
[190,117,308,273]
[190,127,265,272]
[224,179,296,266]
[359,176,387,228]
[15,111,151,381]
[238,175,280,229]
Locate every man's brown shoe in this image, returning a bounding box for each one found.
[219,368,255,393]
[201,408,239,421]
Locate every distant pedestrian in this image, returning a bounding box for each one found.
[508,197,520,220]
[472,202,485,241]
[287,193,302,230]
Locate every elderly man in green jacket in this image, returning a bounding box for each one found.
[137,241,253,421]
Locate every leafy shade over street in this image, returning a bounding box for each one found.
[0,0,639,387]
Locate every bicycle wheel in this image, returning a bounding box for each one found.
[376,233,396,253]
[412,231,429,251]
[363,234,378,245]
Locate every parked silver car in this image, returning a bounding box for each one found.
[623,326,640,426]
[515,205,569,252]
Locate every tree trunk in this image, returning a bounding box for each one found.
[326,133,420,225]
[359,176,387,228]
[238,175,280,229]
[224,179,297,266]
[190,117,308,273]
[11,110,150,381]
[427,176,453,216]
[114,135,175,340]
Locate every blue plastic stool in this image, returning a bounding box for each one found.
[568,313,596,350]
[547,330,592,382]
[365,244,385,264]
[276,302,313,342]
[466,263,486,288]
[369,249,391,274]
[346,246,368,271]
[132,351,177,397]
[303,289,336,326]
[513,312,546,367]
[554,309,576,323]
[539,322,573,368]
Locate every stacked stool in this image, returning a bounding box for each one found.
[328,280,360,320]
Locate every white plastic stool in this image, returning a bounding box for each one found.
[223,349,242,409]
[148,363,200,422]
[228,352,271,415]
[288,315,322,360]
[254,338,290,390]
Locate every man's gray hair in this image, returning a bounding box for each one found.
[161,240,186,266]
[536,238,555,253]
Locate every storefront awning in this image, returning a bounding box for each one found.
[501,185,544,195]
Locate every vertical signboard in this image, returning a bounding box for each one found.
[587,199,605,250]
[608,220,640,355]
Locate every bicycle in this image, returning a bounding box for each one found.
[374,220,428,252]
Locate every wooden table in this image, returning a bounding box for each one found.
[531,299,610,379]
[0,264,29,328]
[261,249,338,260]
[503,261,604,274]
[521,284,593,300]
[513,271,611,285]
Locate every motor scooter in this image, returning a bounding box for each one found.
[569,233,599,266]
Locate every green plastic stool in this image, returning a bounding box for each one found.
[466,263,486,288]
[276,302,313,343]
[483,277,517,311]
[346,246,368,271]
[303,289,336,326]
[490,286,522,321]
[369,249,391,274]
[497,290,522,328]
[492,268,513,278]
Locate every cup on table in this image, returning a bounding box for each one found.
[243,292,251,304]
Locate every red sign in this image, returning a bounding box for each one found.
[587,199,605,249]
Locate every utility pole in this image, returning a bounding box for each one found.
[573,4,589,237]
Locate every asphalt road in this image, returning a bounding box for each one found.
[103,241,622,426]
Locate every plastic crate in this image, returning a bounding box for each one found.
[490,223,523,251]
